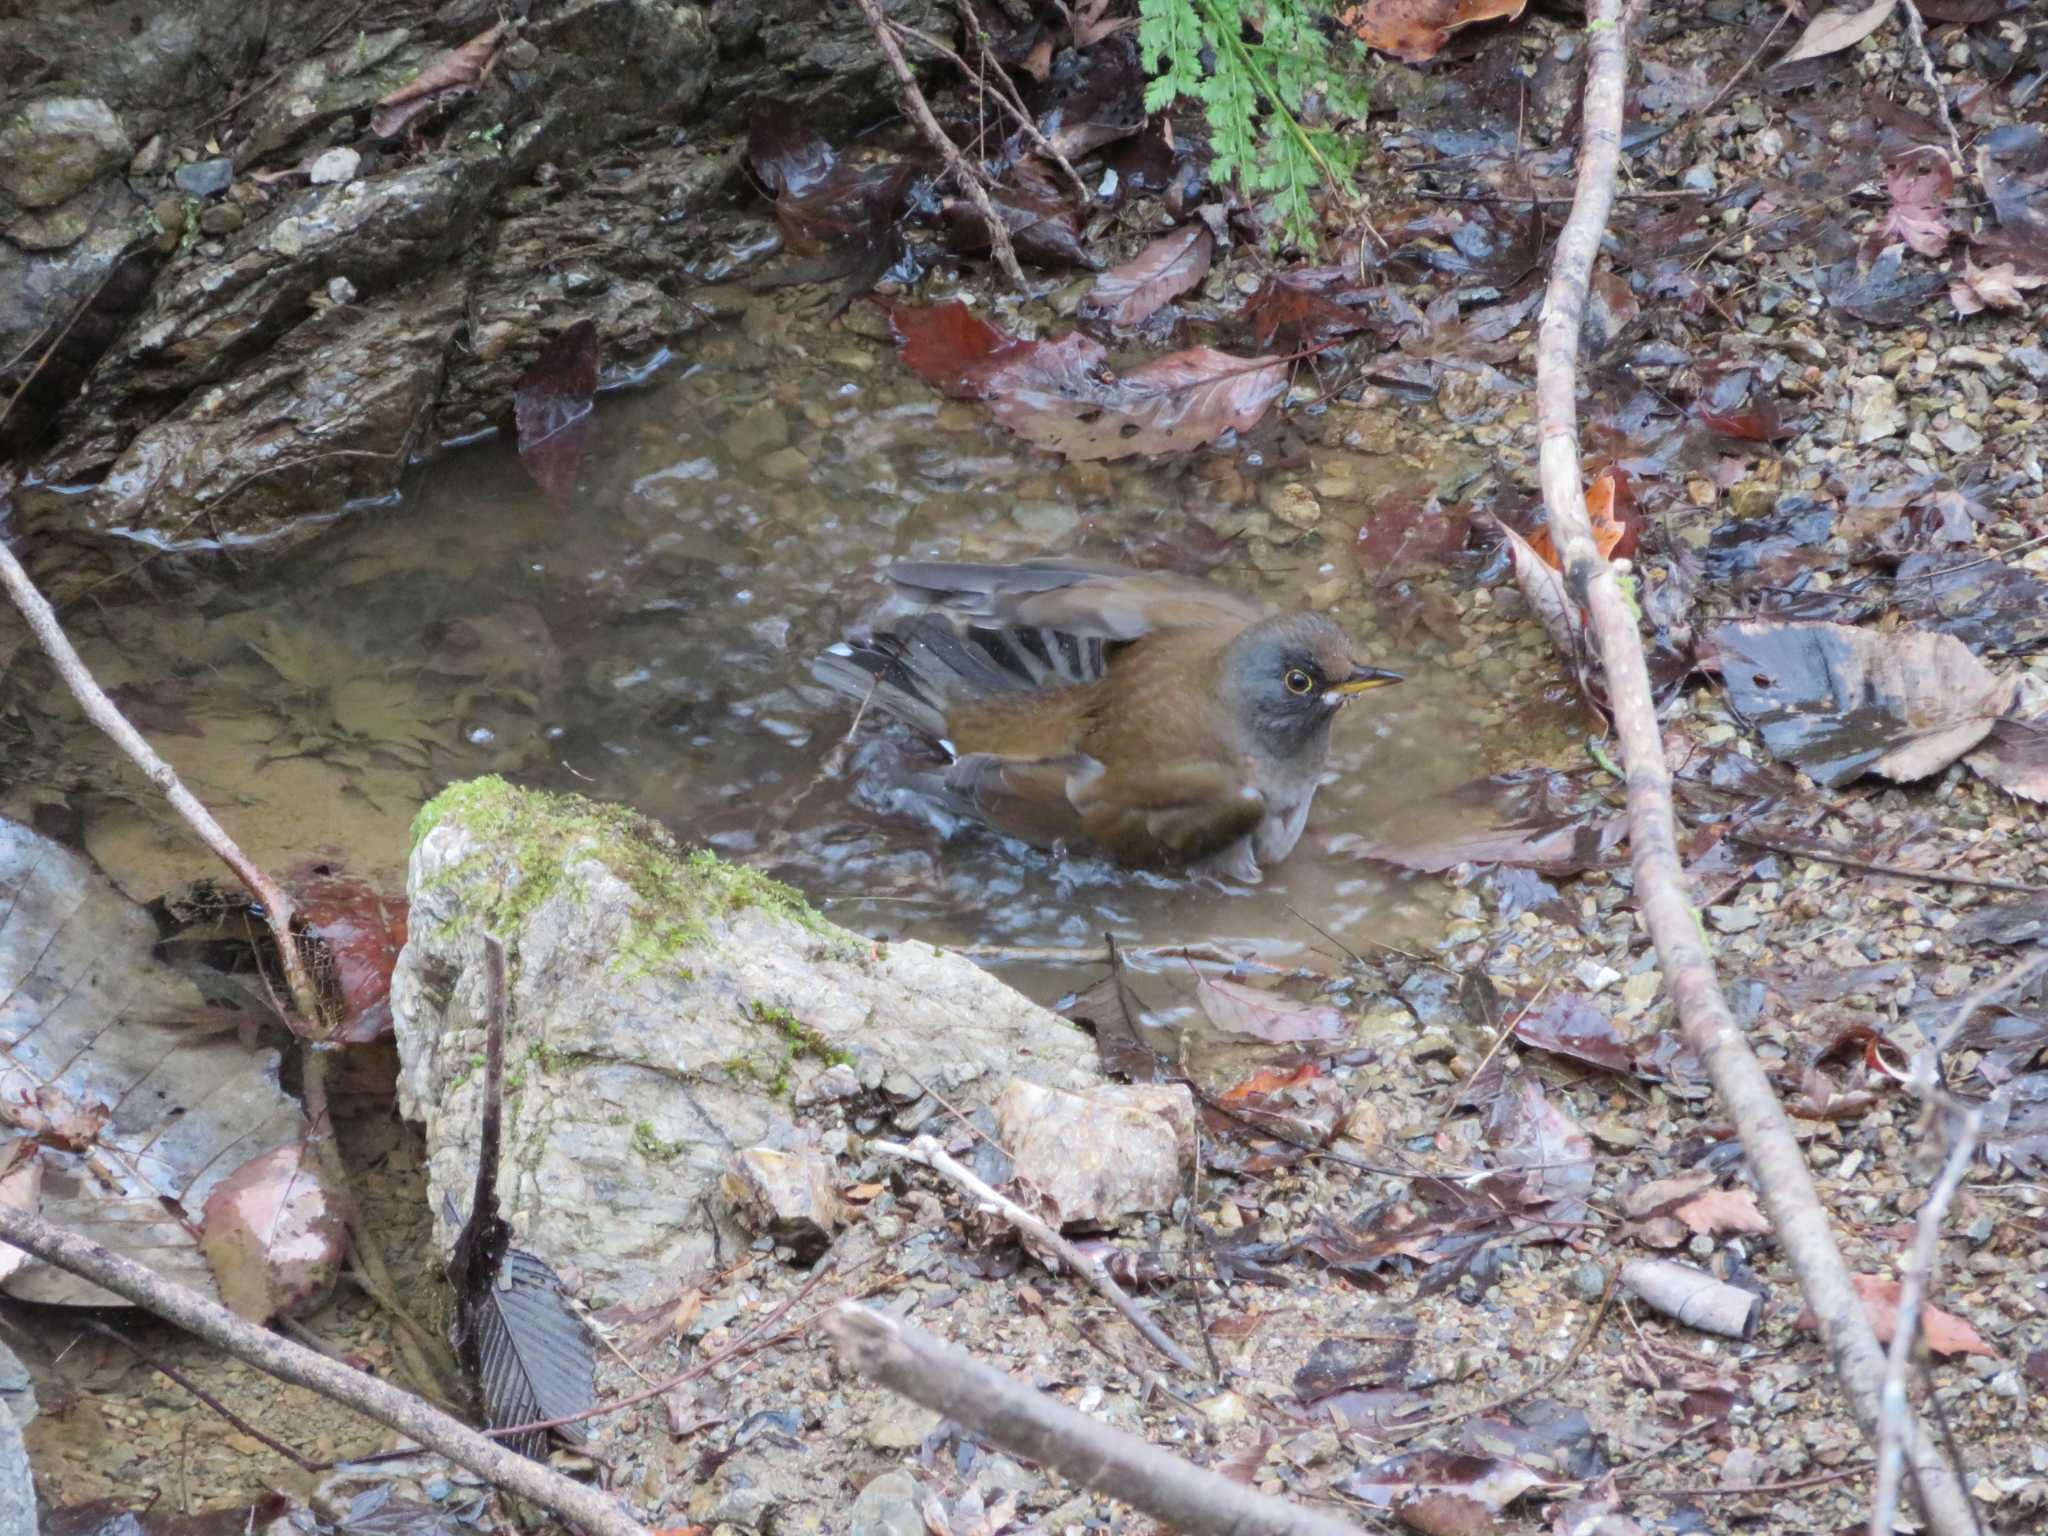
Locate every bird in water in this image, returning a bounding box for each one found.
[813,557,1400,882]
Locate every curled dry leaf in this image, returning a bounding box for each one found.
[1710,620,2016,786]
[1950,258,2046,315]
[1882,148,1954,257]
[1500,518,1583,664]
[1779,0,1899,64]
[1837,1274,1997,1358]
[370,23,505,138]
[1338,0,1529,64]
[1082,224,1213,327]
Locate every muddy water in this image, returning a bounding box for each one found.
[6,298,1546,1000]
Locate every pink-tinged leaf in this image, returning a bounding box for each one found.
[1882,149,1954,257]
[1083,225,1213,326]
[1673,1186,1770,1237]
[290,869,409,1043]
[199,1141,347,1323]
[370,23,504,138]
[515,318,600,508]
[880,300,1285,461]
[1949,258,2046,316]
[9,1085,112,1151]
[1827,1274,1999,1358]
[1341,1449,1545,1526]
[1195,976,1350,1045]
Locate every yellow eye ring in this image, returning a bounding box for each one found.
[1285,668,1314,695]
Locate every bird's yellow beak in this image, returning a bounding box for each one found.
[1330,667,1403,696]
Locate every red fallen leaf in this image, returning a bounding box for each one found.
[1810,1275,2000,1358]
[1219,1062,1322,1102]
[199,1140,347,1323]
[1356,494,1472,585]
[1244,276,1373,350]
[777,161,918,259]
[370,23,503,138]
[942,186,1096,270]
[1340,1449,1543,1525]
[1526,469,1638,567]
[745,109,836,198]
[1195,976,1350,1045]
[1694,371,1795,443]
[1083,225,1213,326]
[515,318,600,508]
[1512,993,1634,1075]
[1338,0,1528,63]
[290,869,409,1043]
[1881,148,1953,259]
[879,300,1287,461]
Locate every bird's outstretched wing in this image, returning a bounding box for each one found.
[884,558,1269,644]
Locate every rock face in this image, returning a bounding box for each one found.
[391,778,1100,1307]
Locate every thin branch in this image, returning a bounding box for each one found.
[1530,5,1979,1534]
[871,1134,1199,1373]
[849,0,1029,290]
[1730,830,2047,896]
[826,1303,1368,1536]
[0,1205,651,1536]
[0,533,321,1022]
[1899,0,1967,173]
[85,1319,322,1471]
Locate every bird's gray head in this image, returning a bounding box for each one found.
[1217,613,1401,761]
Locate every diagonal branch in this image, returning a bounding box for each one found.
[1530,6,1979,1535]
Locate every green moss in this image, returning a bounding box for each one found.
[411,775,845,975]
[632,1119,689,1162]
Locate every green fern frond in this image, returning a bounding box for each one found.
[1136,0,1370,250]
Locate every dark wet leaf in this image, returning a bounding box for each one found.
[370,23,502,138]
[1483,1073,1594,1229]
[1881,147,1954,257]
[1695,369,1794,442]
[1818,244,1944,325]
[102,682,204,737]
[1461,1401,1603,1481]
[1709,620,2016,786]
[1034,34,1144,158]
[1082,225,1212,326]
[1891,553,2048,655]
[1339,0,1530,64]
[1966,695,2048,802]
[198,1140,345,1323]
[1954,894,2048,947]
[1357,495,1473,584]
[321,1486,476,1536]
[290,869,408,1043]
[775,160,921,299]
[1242,277,1374,351]
[1195,976,1349,1045]
[514,319,599,509]
[1700,499,1836,586]
[746,109,835,198]
[943,186,1096,270]
[1293,1323,1418,1401]
[1512,994,1635,1075]
[1336,770,1624,874]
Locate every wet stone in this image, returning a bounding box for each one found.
[198,203,244,235]
[726,402,789,458]
[173,157,234,198]
[0,96,131,208]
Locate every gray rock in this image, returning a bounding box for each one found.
[864,1396,940,1450]
[722,1145,844,1257]
[32,266,464,570]
[391,778,1099,1307]
[0,96,131,209]
[993,1079,1195,1228]
[173,157,234,198]
[707,0,949,135]
[849,1471,926,1536]
[0,1351,27,1536]
[308,146,361,186]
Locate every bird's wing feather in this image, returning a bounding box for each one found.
[884,558,1269,642]
[943,752,1101,849]
[1071,759,1268,867]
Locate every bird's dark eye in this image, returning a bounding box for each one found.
[1284,668,1314,695]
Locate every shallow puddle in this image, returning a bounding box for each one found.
[4,295,1563,1001]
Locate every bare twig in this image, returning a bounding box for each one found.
[0,1206,652,1536]
[1532,6,1978,1534]
[871,1134,1199,1373]
[85,1319,322,1471]
[0,532,321,1021]
[1390,1264,1616,1435]
[1730,830,2048,897]
[826,1303,1368,1536]
[1899,0,1967,173]
[849,0,1028,290]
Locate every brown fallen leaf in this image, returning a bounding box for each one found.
[1082,224,1213,327]
[514,318,600,508]
[1882,148,1953,258]
[370,23,504,138]
[1780,0,1899,65]
[1950,257,2047,316]
[1339,0,1528,64]
[1673,1186,1770,1237]
[1841,1274,1998,1358]
[1195,976,1349,1045]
